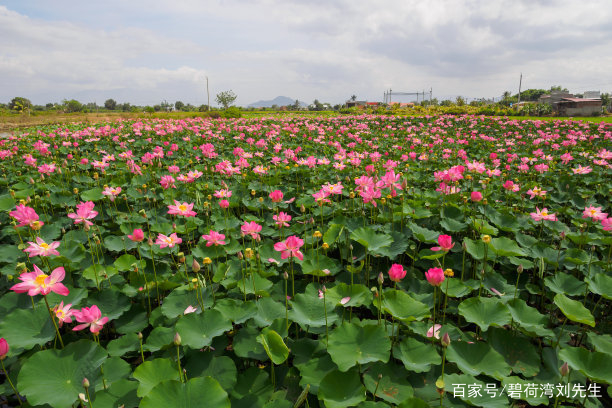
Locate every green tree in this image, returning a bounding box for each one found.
[600,93,610,112]
[350,95,357,101]
[104,99,117,110]
[215,90,237,109]
[550,85,569,93]
[63,99,83,113]
[175,101,185,111]
[9,97,32,113]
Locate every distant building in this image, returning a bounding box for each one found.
[538,91,574,105]
[583,91,601,99]
[556,98,601,116]
[346,100,367,108]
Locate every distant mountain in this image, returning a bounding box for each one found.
[247,96,306,108]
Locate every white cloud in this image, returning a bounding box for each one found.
[1,1,611,106]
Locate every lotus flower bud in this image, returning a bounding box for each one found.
[560,362,570,377]
[441,333,451,347]
[137,332,143,340]
[173,332,182,346]
[192,259,201,273]
[237,251,243,260]
[0,338,9,360]
[82,378,90,388]
[517,264,524,274]
[377,272,384,285]
[283,271,289,280]
[177,252,185,263]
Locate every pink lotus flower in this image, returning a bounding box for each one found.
[72,305,109,334]
[470,191,483,202]
[530,207,557,222]
[10,265,70,296]
[0,338,8,359]
[102,186,122,201]
[155,233,182,249]
[583,206,608,221]
[425,267,445,287]
[202,230,226,247]
[67,201,98,227]
[9,204,43,229]
[388,264,406,282]
[427,324,442,339]
[340,297,351,305]
[432,235,454,252]
[167,200,197,217]
[128,228,145,242]
[23,237,60,257]
[160,175,176,189]
[602,217,612,231]
[184,305,198,314]
[526,186,546,199]
[274,235,304,261]
[219,199,230,209]
[213,189,232,199]
[53,301,73,327]
[269,190,283,203]
[322,182,343,195]
[241,221,262,240]
[273,211,292,228]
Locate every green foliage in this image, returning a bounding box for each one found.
[215,90,237,109]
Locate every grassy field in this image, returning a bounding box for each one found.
[1,110,611,132]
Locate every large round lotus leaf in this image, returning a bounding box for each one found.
[327,322,391,372]
[176,309,232,349]
[289,291,339,328]
[396,398,431,408]
[107,333,140,357]
[215,298,257,324]
[162,285,213,319]
[350,227,393,251]
[251,297,286,327]
[544,273,586,296]
[559,346,612,384]
[393,337,441,373]
[300,255,342,276]
[588,333,612,355]
[553,293,595,327]
[378,289,430,322]
[506,298,554,337]
[233,324,268,360]
[0,305,55,353]
[443,373,509,408]
[292,338,337,393]
[97,356,132,390]
[91,379,139,408]
[440,279,472,298]
[587,273,612,300]
[230,366,274,404]
[457,297,511,331]
[143,326,175,352]
[318,368,366,408]
[185,352,237,391]
[325,282,372,308]
[17,340,108,408]
[140,376,230,408]
[133,358,180,397]
[489,237,526,257]
[487,327,540,377]
[445,341,512,380]
[362,361,414,404]
[257,328,289,364]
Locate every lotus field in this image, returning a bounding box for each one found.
[1,114,612,408]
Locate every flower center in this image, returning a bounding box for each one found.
[178,205,187,212]
[35,273,49,287]
[541,211,548,216]
[40,242,49,249]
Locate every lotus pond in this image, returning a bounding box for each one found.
[0,114,611,407]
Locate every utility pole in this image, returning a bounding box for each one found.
[206,76,210,111]
[517,73,522,104]
[430,88,433,104]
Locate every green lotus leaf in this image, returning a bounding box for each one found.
[185,353,237,391]
[233,324,268,360]
[133,358,180,398]
[0,306,55,352]
[559,346,612,384]
[553,293,595,327]
[587,273,612,300]
[545,273,586,296]
[506,298,554,337]
[445,341,512,380]
[81,187,104,201]
[18,340,107,408]
[327,322,391,372]
[489,236,526,257]
[377,289,430,322]
[257,328,289,365]
[176,309,232,349]
[487,327,540,377]
[458,297,511,331]
[107,333,140,357]
[318,368,366,408]
[140,377,230,408]
[362,361,414,404]
[393,337,441,373]
[350,227,393,252]
[289,291,339,328]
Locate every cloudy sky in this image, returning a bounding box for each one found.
[2,0,611,106]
